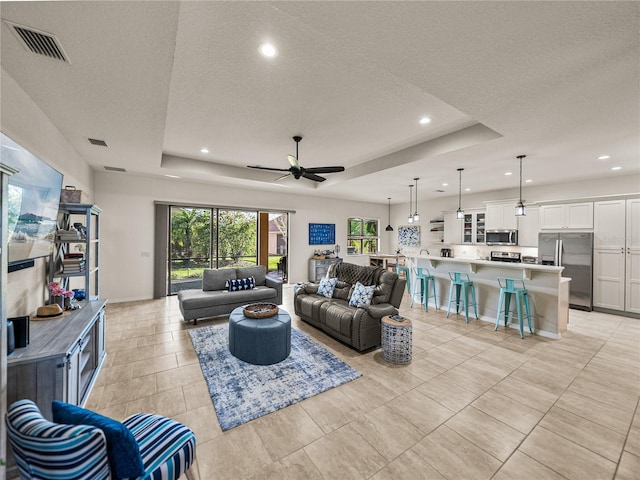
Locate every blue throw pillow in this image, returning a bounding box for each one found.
[52,401,145,479]
[317,277,338,298]
[226,276,255,291]
[349,281,376,307]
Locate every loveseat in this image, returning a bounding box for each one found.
[294,262,406,351]
[178,265,282,324]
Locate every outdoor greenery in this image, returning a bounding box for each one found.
[169,207,286,282]
[347,217,379,254]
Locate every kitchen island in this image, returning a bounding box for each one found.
[403,251,569,338]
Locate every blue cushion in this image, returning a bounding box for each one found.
[226,276,255,291]
[52,401,145,479]
[317,277,338,298]
[349,281,376,307]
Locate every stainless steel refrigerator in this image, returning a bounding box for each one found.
[538,232,593,311]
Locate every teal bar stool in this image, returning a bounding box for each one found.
[495,277,533,339]
[446,272,478,323]
[397,266,411,295]
[410,267,438,311]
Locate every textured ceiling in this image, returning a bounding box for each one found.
[1,1,638,204]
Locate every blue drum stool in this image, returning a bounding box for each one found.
[495,277,533,339]
[229,306,291,365]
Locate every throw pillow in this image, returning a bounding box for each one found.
[317,277,338,298]
[349,281,376,307]
[226,276,255,292]
[52,401,145,479]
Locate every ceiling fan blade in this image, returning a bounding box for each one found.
[287,155,300,169]
[302,172,327,182]
[303,166,345,174]
[273,173,291,182]
[247,165,291,172]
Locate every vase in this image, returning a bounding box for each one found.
[51,296,64,308]
[64,297,72,310]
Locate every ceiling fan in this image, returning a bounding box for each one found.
[248,136,345,183]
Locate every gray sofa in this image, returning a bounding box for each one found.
[294,262,406,351]
[178,266,282,324]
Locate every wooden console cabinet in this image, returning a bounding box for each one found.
[309,257,342,282]
[5,299,106,475]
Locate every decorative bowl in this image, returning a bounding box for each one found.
[243,303,279,319]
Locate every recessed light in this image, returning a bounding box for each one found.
[598,155,611,160]
[611,166,622,171]
[165,174,181,179]
[525,179,533,183]
[505,172,512,176]
[442,183,448,187]
[419,117,431,125]
[465,188,471,192]
[259,43,278,58]
[200,147,209,154]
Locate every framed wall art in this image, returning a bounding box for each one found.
[309,223,335,245]
[398,225,420,246]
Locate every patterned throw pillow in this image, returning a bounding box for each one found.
[317,277,338,298]
[226,276,255,292]
[349,281,376,307]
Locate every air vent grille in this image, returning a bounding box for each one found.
[104,166,126,173]
[87,138,108,147]
[5,21,70,63]
[434,189,445,193]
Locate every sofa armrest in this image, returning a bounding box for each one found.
[265,277,283,305]
[358,304,398,319]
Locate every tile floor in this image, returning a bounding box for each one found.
[87,286,640,480]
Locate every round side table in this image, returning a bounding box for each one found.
[381,316,412,364]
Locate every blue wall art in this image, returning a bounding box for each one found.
[398,225,420,246]
[309,223,335,245]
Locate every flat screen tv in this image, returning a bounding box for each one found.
[1,132,63,268]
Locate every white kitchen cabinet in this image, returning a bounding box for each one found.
[593,198,640,313]
[516,206,540,247]
[540,202,593,229]
[486,203,518,230]
[463,210,486,244]
[443,212,462,245]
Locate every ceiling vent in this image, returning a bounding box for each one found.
[104,166,126,173]
[434,189,446,193]
[5,21,70,63]
[87,138,108,147]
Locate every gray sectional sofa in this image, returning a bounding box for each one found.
[178,266,282,324]
[294,262,406,351]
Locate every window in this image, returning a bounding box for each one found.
[347,218,379,254]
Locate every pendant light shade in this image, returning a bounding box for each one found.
[515,155,526,216]
[412,177,420,222]
[456,168,465,219]
[407,185,414,224]
[385,197,394,231]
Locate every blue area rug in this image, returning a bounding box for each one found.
[189,324,361,431]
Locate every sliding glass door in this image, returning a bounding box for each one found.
[168,207,264,294]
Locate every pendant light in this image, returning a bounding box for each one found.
[407,184,414,224]
[385,197,394,231]
[456,168,465,219]
[515,155,526,216]
[412,177,420,222]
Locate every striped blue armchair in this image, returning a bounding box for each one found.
[6,399,197,480]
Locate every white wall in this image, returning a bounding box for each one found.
[94,172,388,302]
[2,68,94,317]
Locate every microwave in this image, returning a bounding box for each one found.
[486,230,518,246]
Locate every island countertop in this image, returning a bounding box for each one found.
[402,252,569,338]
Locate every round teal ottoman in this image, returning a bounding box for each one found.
[228,306,291,365]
